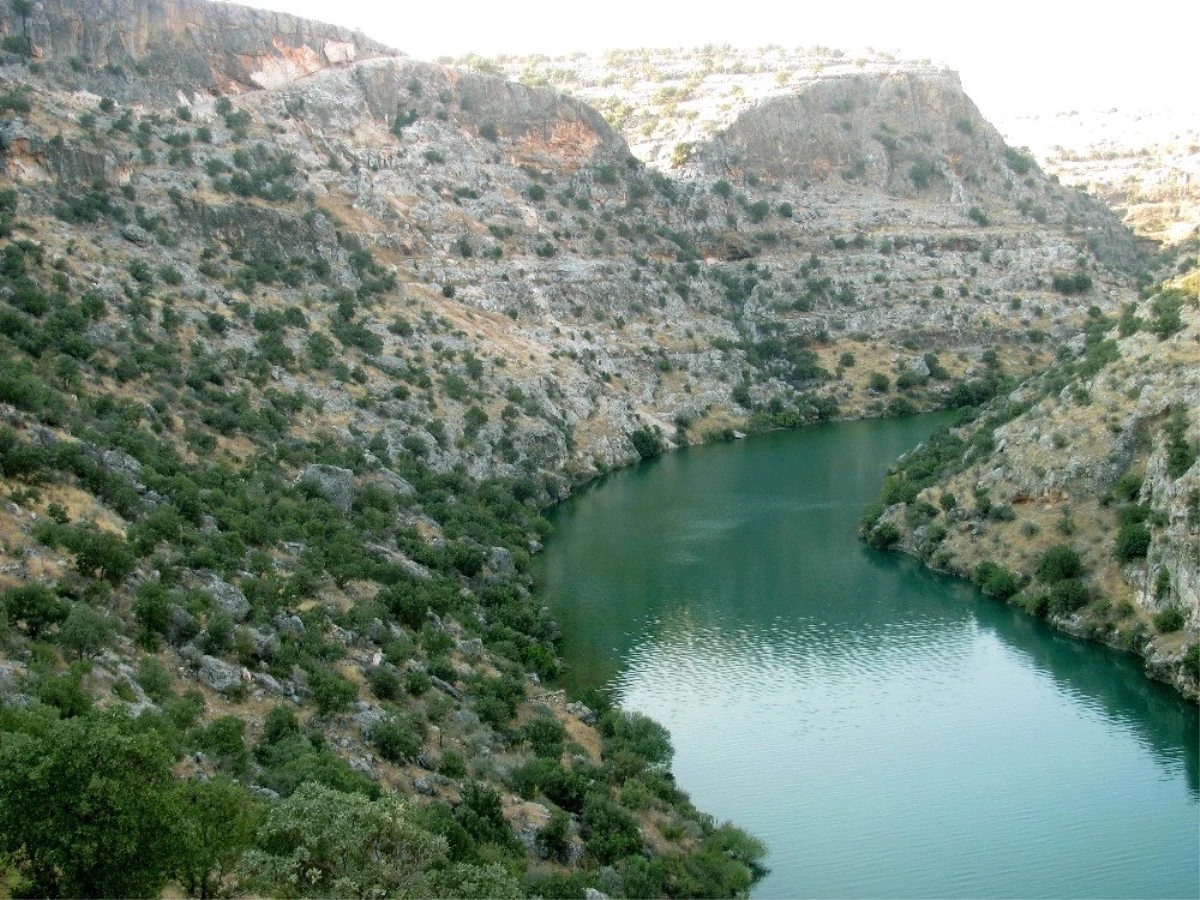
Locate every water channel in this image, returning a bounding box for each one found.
[535,415,1199,898]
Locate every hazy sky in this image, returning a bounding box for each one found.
[242,0,1198,120]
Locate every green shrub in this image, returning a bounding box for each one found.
[1047,578,1089,615]
[629,427,664,460]
[58,604,115,659]
[1051,273,1092,295]
[522,714,567,759]
[36,664,93,717]
[581,795,641,864]
[1153,606,1185,633]
[1183,645,1199,681]
[599,709,673,773]
[3,583,68,638]
[191,715,249,774]
[1165,407,1196,479]
[972,562,1020,600]
[371,715,424,763]
[439,750,467,779]
[455,782,520,851]
[1114,523,1151,561]
[866,522,901,549]
[136,657,175,704]
[537,808,573,863]
[308,665,357,715]
[367,665,402,701]
[1036,545,1083,583]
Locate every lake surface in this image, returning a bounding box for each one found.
[535,415,1199,899]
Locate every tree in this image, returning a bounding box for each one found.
[3,583,68,637]
[58,603,115,659]
[0,711,180,898]
[175,776,263,899]
[239,782,521,898]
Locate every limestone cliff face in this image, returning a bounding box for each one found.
[695,69,1145,272]
[4,0,396,100]
[292,58,627,172]
[699,70,997,195]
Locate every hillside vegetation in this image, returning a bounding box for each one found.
[861,240,1199,698]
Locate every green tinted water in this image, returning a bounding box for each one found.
[536,416,1199,898]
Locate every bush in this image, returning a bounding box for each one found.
[581,795,641,864]
[454,782,519,851]
[58,604,115,659]
[537,808,573,863]
[136,657,175,704]
[371,715,424,763]
[866,522,901,549]
[1184,645,1199,681]
[868,372,890,392]
[367,665,403,701]
[599,709,673,782]
[1051,273,1093,295]
[1165,407,1196,479]
[1153,606,1185,633]
[629,427,664,460]
[522,714,567,759]
[1047,578,1089,615]
[191,715,249,774]
[1114,523,1151,561]
[972,562,1020,600]
[3,583,68,637]
[309,666,357,715]
[1036,545,1083,583]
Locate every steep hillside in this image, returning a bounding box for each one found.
[861,247,1199,698]
[0,3,1167,898]
[997,106,1200,245]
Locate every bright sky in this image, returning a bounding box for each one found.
[242,0,1198,120]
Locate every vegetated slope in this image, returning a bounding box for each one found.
[0,1,1159,896]
[861,241,1199,699]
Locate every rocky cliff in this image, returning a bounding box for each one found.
[6,0,397,101]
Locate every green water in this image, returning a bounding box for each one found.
[535,415,1200,899]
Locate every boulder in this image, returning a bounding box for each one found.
[197,655,241,692]
[204,574,250,621]
[274,612,305,635]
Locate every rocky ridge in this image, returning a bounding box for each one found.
[484,45,1190,250]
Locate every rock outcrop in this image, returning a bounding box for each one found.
[7,0,397,101]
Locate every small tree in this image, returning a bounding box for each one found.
[0,712,180,898]
[175,776,263,899]
[58,604,115,659]
[3,583,68,637]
